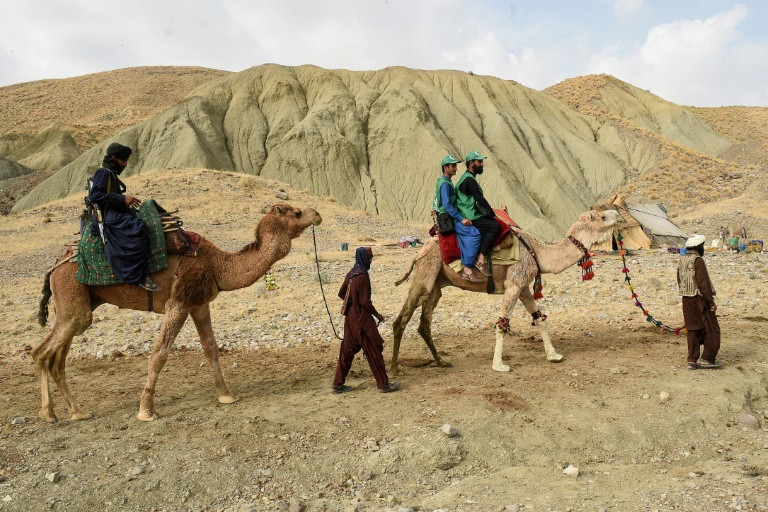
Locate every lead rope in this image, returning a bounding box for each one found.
[311,226,344,340]
[616,231,685,335]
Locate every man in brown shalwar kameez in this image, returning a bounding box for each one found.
[332,247,400,393]
[677,234,721,370]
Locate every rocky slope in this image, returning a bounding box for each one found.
[0,168,766,511]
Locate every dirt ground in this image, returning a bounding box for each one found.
[1,169,768,512]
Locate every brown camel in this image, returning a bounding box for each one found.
[34,204,321,422]
[391,209,620,374]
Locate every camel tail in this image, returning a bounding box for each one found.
[394,260,416,286]
[38,269,53,327]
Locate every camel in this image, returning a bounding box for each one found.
[390,209,620,374]
[34,203,321,422]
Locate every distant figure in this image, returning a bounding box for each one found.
[433,154,482,282]
[89,143,159,291]
[718,226,729,245]
[332,247,400,394]
[455,150,500,277]
[677,234,721,370]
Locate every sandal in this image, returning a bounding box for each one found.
[331,384,353,394]
[474,261,491,276]
[380,381,400,393]
[461,272,484,283]
[139,277,161,292]
[687,362,699,370]
[698,360,722,369]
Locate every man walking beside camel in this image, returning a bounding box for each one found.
[333,247,400,394]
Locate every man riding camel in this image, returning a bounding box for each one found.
[456,150,500,277]
[433,154,483,282]
[89,142,160,292]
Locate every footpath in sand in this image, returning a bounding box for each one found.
[1,169,767,511]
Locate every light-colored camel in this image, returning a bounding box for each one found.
[34,204,321,422]
[391,209,619,374]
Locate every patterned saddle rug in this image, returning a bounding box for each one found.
[74,199,198,286]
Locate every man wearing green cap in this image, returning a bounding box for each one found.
[433,155,483,282]
[456,150,500,276]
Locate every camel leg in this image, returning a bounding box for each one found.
[137,300,189,421]
[391,287,432,376]
[418,287,451,367]
[33,310,92,422]
[49,336,93,421]
[190,305,238,404]
[493,285,523,372]
[519,287,562,362]
[34,331,58,423]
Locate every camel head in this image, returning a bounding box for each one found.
[567,209,620,246]
[256,203,322,241]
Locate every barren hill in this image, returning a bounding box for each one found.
[544,74,759,206]
[11,65,640,240]
[0,66,230,154]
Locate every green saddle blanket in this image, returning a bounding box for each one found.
[76,199,168,286]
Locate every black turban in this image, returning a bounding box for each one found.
[105,142,132,160]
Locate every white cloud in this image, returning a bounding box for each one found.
[611,0,646,19]
[589,4,768,106]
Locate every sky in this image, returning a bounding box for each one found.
[0,0,766,107]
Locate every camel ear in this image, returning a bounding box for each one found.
[589,211,596,221]
[272,205,284,215]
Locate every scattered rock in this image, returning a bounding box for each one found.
[563,465,579,477]
[642,394,650,400]
[735,412,760,429]
[659,391,670,403]
[9,417,25,425]
[357,467,373,481]
[3,495,12,502]
[275,189,289,200]
[289,498,304,512]
[440,424,459,437]
[130,466,144,477]
[275,500,289,511]
[45,472,61,483]
[610,367,622,374]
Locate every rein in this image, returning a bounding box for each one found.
[311,226,344,341]
[616,231,685,335]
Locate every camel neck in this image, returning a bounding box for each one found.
[213,235,291,291]
[529,238,585,274]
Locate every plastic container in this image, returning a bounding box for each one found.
[679,247,687,255]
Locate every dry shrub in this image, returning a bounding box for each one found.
[238,176,258,190]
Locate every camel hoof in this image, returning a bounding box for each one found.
[391,366,401,376]
[492,363,511,373]
[39,410,58,423]
[70,411,93,421]
[136,410,157,422]
[435,360,453,368]
[218,395,239,404]
[547,354,564,362]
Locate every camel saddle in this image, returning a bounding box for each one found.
[74,199,199,286]
[431,209,519,265]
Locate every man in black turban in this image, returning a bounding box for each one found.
[89,142,160,291]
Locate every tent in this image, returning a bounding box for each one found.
[591,194,688,250]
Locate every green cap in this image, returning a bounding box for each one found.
[465,150,487,162]
[440,155,461,167]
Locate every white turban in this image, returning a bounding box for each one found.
[685,234,706,248]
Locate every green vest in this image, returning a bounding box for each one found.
[455,171,481,221]
[433,176,453,215]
